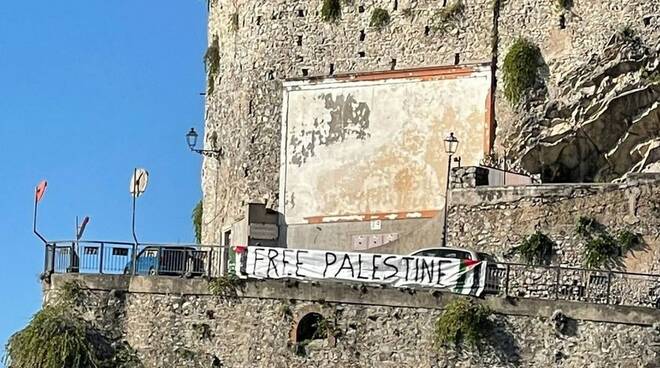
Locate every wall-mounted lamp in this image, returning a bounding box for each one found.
[186,127,222,159]
[442,132,459,247]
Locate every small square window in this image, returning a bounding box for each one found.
[113,248,129,256]
[84,247,99,255]
[144,249,158,257]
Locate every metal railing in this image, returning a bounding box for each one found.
[484,263,660,309]
[43,242,660,309]
[44,240,230,277]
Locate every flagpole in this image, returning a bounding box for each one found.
[33,186,47,244]
[131,168,139,275]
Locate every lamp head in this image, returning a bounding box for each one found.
[443,132,459,155]
[186,128,199,150]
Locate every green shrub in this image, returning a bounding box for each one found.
[556,0,572,9]
[204,37,220,95]
[435,298,492,346]
[574,216,641,269]
[584,234,619,269]
[192,200,203,244]
[502,38,542,104]
[432,1,464,31]
[370,8,390,30]
[617,230,641,252]
[575,216,598,238]
[515,231,555,265]
[208,274,244,298]
[57,280,85,306]
[321,0,341,22]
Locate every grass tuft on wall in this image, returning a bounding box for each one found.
[321,0,342,23]
[370,8,391,30]
[432,1,465,31]
[502,38,542,105]
[204,37,220,95]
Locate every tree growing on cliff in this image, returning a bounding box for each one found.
[4,281,142,368]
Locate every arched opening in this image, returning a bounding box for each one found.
[295,312,326,343]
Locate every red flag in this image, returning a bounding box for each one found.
[463,259,480,267]
[35,180,48,202]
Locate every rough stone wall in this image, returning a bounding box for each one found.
[201,0,496,244]
[201,0,660,244]
[120,295,659,368]
[447,176,660,273]
[43,276,660,368]
[495,0,660,181]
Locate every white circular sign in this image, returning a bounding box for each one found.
[129,168,149,197]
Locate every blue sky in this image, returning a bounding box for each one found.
[0,0,208,361]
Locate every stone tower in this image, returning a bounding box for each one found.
[201,0,660,245]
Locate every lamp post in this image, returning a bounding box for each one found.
[442,132,459,247]
[186,127,222,159]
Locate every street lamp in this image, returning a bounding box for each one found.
[442,132,459,247]
[186,127,222,159]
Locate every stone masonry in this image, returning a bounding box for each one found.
[44,275,660,368]
[201,0,660,246]
[447,174,660,272]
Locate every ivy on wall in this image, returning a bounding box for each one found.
[321,0,341,23]
[204,36,220,95]
[370,8,391,30]
[556,0,572,10]
[502,38,542,104]
[432,1,465,31]
[192,199,203,244]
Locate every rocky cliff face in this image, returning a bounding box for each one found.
[508,33,660,182]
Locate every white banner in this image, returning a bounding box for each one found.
[238,247,487,297]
